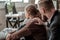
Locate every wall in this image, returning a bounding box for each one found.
[0,1,6,31]
[58,0,60,10]
[0,9,6,31]
[15,2,29,12]
[15,0,35,12]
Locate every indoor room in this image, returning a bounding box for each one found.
[0,0,60,40]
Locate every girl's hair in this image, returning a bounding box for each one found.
[25,4,39,17]
[25,4,48,22]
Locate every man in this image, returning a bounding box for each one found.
[38,0,60,40]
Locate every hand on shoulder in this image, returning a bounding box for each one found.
[32,18,44,25]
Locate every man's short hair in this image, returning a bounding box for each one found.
[38,0,54,11]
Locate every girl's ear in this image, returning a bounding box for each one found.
[42,8,46,13]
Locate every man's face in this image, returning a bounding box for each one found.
[38,7,45,16]
[38,7,49,19]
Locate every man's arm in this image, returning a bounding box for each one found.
[6,18,44,40]
[10,19,36,39]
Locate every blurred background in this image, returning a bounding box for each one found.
[0,0,60,31]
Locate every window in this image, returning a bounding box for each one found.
[35,0,39,4]
[0,0,6,1]
[53,1,57,10]
[24,0,29,3]
[1,0,29,3]
[11,0,23,2]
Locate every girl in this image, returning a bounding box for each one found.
[6,4,47,40]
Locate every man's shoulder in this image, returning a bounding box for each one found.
[55,10,60,21]
[57,11,60,24]
[52,10,60,25]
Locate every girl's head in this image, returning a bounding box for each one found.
[25,4,39,19]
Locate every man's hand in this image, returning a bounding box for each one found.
[6,33,19,40]
[10,32,19,40]
[32,18,44,25]
[6,34,11,40]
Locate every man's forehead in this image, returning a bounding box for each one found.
[38,0,47,2]
[38,0,52,3]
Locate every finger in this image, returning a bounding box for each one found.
[6,37,10,40]
[6,36,10,40]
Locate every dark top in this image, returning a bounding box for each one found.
[14,18,48,40]
[17,19,34,40]
[48,10,60,40]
